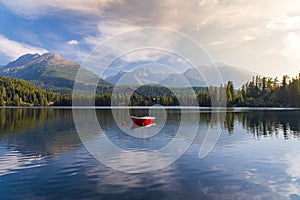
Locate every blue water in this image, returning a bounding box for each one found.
[0,108,299,199]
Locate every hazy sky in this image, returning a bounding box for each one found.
[0,0,299,77]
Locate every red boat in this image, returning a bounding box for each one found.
[130,116,155,126]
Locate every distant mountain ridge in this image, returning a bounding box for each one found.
[0,53,111,94]
[106,67,168,85]
[105,64,257,88]
[182,64,257,87]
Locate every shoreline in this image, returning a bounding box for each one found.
[0,106,299,110]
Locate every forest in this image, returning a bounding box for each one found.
[0,73,299,107]
[0,76,58,106]
[55,73,300,107]
[228,73,300,107]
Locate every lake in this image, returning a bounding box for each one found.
[0,108,300,200]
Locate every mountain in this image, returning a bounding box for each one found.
[106,67,169,85]
[1,53,255,93]
[159,72,205,87]
[105,63,256,88]
[2,53,40,69]
[0,53,111,94]
[159,73,206,87]
[216,63,257,87]
[183,64,257,87]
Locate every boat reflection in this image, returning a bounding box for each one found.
[131,121,156,129]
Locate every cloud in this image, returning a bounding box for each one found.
[2,1,300,44]
[2,1,300,48]
[97,21,139,40]
[0,149,43,176]
[285,152,300,182]
[54,40,88,62]
[83,21,177,63]
[2,0,300,76]
[266,14,300,31]
[0,0,118,18]
[198,0,219,6]
[0,34,48,59]
[283,151,300,196]
[81,0,300,76]
[67,40,79,45]
[83,21,139,46]
[282,31,300,60]
[244,35,256,41]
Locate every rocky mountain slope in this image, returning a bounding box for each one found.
[0,53,111,94]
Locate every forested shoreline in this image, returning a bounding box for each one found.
[0,73,299,107]
[0,76,58,106]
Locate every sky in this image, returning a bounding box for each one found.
[0,0,300,78]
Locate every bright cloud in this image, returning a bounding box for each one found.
[0,34,48,59]
[285,152,300,182]
[266,14,300,31]
[282,31,300,60]
[244,35,256,41]
[283,152,300,196]
[67,40,79,45]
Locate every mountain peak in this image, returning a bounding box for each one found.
[106,67,170,85]
[42,52,61,59]
[36,53,64,63]
[4,52,65,69]
[20,53,40,59]
[0,52,111,93]
[5,53,41,68]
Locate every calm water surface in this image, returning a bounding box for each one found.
[0,108,300,200]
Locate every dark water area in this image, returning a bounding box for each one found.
[0,108,300,200]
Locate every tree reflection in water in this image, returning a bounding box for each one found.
[0,108,299,159]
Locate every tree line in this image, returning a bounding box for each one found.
[0,76,58,106]
[1,73,300,107]
[55,72,300,107]
[226,73,300,107]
